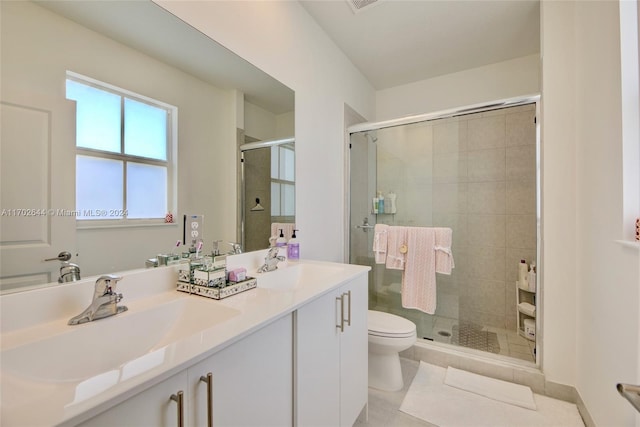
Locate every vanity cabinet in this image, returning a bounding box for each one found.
[78,371,189,427]
[188,313,293,427]
[295,275,368,427]
[79,314,293,427]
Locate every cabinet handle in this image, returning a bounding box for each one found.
[200,373,213,427]
[344,290,352,327]
[336,295,344,332]
[170,391,184,427]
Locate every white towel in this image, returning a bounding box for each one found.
[434,227,454,274]
[373,224,388,264]
[386,226,407,270]
[401,227,438,314]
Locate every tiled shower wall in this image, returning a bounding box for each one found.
[376,103,537,332]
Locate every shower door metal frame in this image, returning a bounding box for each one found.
[345,94,542,367]
[239,136,295,251]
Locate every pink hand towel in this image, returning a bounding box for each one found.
[373,224,389,264]
[386,226,407,270]
[401,227,437,314]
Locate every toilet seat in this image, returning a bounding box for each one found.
[368,310,416,338]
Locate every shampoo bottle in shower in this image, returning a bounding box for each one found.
[518,259,529,289]
[528,262,537,292]
[387,191,397,214]
[377,191,385,214]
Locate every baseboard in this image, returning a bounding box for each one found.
[575,390,596,427]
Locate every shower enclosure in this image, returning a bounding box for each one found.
[348,99,539,363]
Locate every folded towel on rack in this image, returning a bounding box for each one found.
[386,226,408,270]
[373,224,389,264]
[434,227,454,274]
[401,227,438,314]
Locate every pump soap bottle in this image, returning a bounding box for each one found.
[276,229,287,258]
[287,229,300,261]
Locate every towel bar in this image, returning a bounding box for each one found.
[617,383,640,413]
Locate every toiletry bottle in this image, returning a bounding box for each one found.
[377,191,385,214]
[387,191,397,214]
[287,229,300,261]
[518,259,529,289]
[372,197,379,214]
[528,262,537,292]
[276,229,287,259]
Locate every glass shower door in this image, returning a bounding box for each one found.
[348,104,538,363]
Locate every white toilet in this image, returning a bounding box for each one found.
[368,310,417,391]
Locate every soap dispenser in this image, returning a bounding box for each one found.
[287,229,300,261]
[276,229,287,259]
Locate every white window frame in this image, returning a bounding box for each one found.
[67,71,178,228]
[271,143,295,218]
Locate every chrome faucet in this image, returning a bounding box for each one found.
[68,275,128,325]
[228,242,243,255]
[257,247,285,273]
[44,251,81,283]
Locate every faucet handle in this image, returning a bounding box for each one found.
[228,242,242,254]
[94,275,123,296]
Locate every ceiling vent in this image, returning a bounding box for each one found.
[346,0,384,14]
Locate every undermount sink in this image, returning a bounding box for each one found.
[256,263,344,291]
[1,296,239,383]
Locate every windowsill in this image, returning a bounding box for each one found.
[77,221,178,230]
[615,240,640,250]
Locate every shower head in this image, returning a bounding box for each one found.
[364,132,378,143]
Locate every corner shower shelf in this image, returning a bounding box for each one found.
[516,281,536,341]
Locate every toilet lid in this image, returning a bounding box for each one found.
[368,310,416,337]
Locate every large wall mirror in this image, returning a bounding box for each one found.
[0,0,294,293]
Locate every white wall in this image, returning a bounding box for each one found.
[539,0,578,390]
[573,1,639,425]
[375,54,540,121]
[155,0,376,262]
[542,1,640,425]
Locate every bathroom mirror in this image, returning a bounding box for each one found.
[0,0,294,293]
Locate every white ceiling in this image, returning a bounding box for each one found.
[299,0,540,90]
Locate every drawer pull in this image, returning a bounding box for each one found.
[170,391,184,427]
[200,373,213,427]
[344,290,352,327]
[336,295,344,332]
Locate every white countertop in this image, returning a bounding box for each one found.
[0,252,369,426]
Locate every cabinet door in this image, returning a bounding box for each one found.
[339,275,368,427]
[295,289,341,427]
[189,314,293,427]
[78,370,188,427]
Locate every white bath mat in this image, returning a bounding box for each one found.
[399,362,584,427]
[444,366,536,410]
